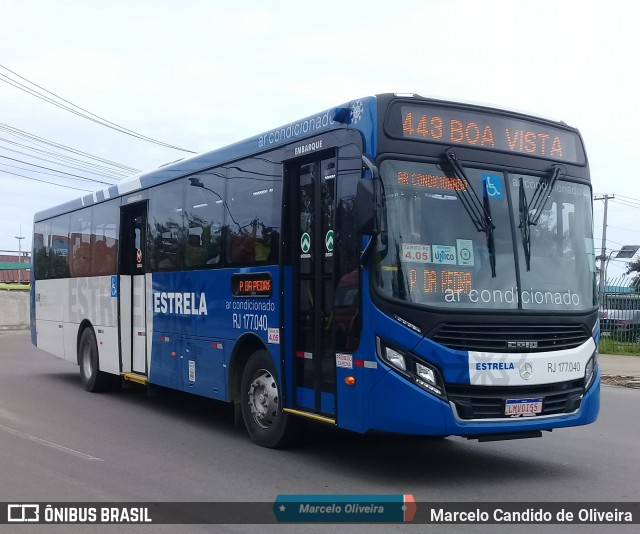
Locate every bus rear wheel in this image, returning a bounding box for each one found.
[78,328,112,392]
[240,350,295,448]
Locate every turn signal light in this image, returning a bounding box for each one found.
[345,376,356,386]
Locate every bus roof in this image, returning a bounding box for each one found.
[34,93,581,222]
[34,95,379,222]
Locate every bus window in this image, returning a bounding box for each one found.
[33,220,51,280]
[148,181,185,271]
[70,209,92,277]
[226,158,282,266]
[91,202,118,276]
[185,170,225,269]
[49,214,70,279]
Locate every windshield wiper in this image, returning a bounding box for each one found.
[442,150,494,233]
[441,149,497,277]
[518,165,565,271]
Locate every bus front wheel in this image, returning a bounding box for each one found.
[78,328,112,392]
[240,350,295,448]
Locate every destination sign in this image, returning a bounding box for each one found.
[231,273,273,298]
[386,103,584,164]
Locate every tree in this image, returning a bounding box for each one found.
[626,259,640,291]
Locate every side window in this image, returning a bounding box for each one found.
[334,143,362,352]
[70,208,92,277]
[226,157,282,266]
[49,214,70,279]
[184,169,226,269]
[33,220,50,280]
[148,181,185,271]
[91,202,118,276]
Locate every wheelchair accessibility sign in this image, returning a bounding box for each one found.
[482,174,503,199]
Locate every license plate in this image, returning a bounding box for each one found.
[505,398,543,417]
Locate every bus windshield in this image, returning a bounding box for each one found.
[375,160,597,311]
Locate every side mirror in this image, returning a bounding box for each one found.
[356,179,375,235]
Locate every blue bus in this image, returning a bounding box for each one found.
[31,94,599,447]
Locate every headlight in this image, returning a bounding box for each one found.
[584,352,598,389]
[376,337,407,371]
[415,360,446,399]
[376,337,446,399]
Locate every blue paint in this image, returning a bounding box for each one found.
[148,267,280,401]
[321,392,335,415]
[296,387,315,411]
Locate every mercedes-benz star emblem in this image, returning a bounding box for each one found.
[519,362,533,380]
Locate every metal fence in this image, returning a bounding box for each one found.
[599,281,640,349]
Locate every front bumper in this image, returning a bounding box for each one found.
[366,366,600,437]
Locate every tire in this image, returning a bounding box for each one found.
[240,350,295,448]
[78,328,113,392]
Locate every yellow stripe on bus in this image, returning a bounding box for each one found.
[283,408,336,425]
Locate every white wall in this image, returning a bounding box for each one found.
[0,290,29,330]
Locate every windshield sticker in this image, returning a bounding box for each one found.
[431,245,457,265]
[444,287,581,307]
[456,239,475,267]
[482,174,503,199]
[402,243,432,263]
[512,177,591,199]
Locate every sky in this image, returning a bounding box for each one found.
[1,0,638,281]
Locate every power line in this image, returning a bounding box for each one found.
[1,168,93,192]
[594,238,624,245]
[0,63,197,154]
[0,137,131,178]
[616,194,640,204]
[612,197,640,207]
[0,148,126,181]
[0,159,116,186]
[0,121,140,173]
[605,224,640,235]
[611,199,640,210]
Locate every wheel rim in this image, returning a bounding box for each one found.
[81,340,93,379]
[247,369,279,429]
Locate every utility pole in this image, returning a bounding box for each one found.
[594,194,614,304]
[14,225,25,284]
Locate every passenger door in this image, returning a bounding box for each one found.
[290,153,338,417]
[119,203,148,375]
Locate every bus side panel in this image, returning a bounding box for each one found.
[65,276,120,375]
[34,278,66,360]
[282,266,294,408]
[148,331,227,400]
[335,269,418,433]
[148,267,280,400]
[182,337,227,399]
[30,269,37,346]
[120,276,132,373]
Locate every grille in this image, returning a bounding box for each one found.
[431,323,590,352]
[446,380,585,420]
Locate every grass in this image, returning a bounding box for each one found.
[599,337,640,356]
[0,283,29,291]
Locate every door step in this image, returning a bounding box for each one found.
[121,372,148,385]
[283,408,335,424]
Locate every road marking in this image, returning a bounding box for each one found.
[0,423,103,462]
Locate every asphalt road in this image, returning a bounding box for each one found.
[1,331,638,534]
